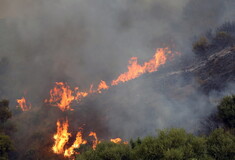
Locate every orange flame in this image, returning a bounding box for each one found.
[123,141,128,144]
[74,87,89,102]
[52,120,131,157]
[110,138,122,144]
[16,97,31,111]
[45,82,75,111]
[45,82,88,111]
[89,132,100,149]
[111,48,170,85]
[97,80,109,93]
[89,84,95,93]
[52,119,101,157]
[64,131,87,157]
[52,119,71,154]
[44,48,176,111]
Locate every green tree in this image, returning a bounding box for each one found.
[0,134,14,160]
[206,128,235,160]
[132,129,207,160]
[217,95,235,128]
[212,32,234,48]
[0,100,11,126]
[192,36,209,56]
[0,100,15,160]
[77,142,131,160]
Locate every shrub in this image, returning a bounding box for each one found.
[77,142,131,160]
[192,21,235,57]
[132,129,207,160]
[206,128,235,160]
[192,37,209,56]
[217,95,235,129]
[216,21,235,36]
[0,134,14,159]
[212,31,234,48]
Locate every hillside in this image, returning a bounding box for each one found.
[164,46,235,93]
[0,0,235,159]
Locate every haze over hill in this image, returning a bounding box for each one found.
[0,0,235,159]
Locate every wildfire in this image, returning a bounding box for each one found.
[52,119,71,154]
[111,48,170,85]
[45,82,75,111]
[52,119,129,157]
[42,48,175,111]
[16,97,31,111]
[97,80,109,93]
[75,87,89,101]
[45,82,89,111]
[89,132,100,149]
[17,47,178,157]
[64,131,87,157]
[18,47,176,112]
[110,138,122,144]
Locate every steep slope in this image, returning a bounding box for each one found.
[165,46,235,93]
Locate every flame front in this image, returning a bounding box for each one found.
[16,97,31,111]
[89,132,100,149]
[52,120,130,157]
[45,82,75,111]
[43,48,175,111]
[111,48,169,85]
[52,119,71,154]
[110,138,122,144]
[64,131,87,157]
[16,47,179,157]
[45,82,89,111]
[97,80,109,93]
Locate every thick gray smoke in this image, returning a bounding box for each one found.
[0,0,235,140]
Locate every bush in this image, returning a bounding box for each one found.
[206,128,235,160]
[0,100,12,132]
[193,37,209,56]
[216,21,235,36]
[200,111,222,135]
[192,21,235,57]
[212,31,234,48]
[217,95,235,129]
[77,142,131,160]
[132,129,207,160]
[0,133,14,159]
[76,127,235,160]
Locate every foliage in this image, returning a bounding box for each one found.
[0,99,15,136]
[216,21,235,37]
[212,31,234,48]
[217,95,235,128]
[193,37,209,56]
[77,142,131,160]
[0,100,11,125]
[77,129,209,160]
[200,94,235,135]
[132,129,207,160]
[0,99,15,160]
[207,128,235,160]
[0,134,14,160]
[200,111,222,135]
[192,21,235,57]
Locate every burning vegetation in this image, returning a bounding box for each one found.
[16,97,31,111]
[11,36,235,158]
[14,47,177,158]
[36,47,174,112]
[1,0,235,159]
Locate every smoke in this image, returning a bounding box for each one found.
[0,0,235,155]
[1,0,234,94]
